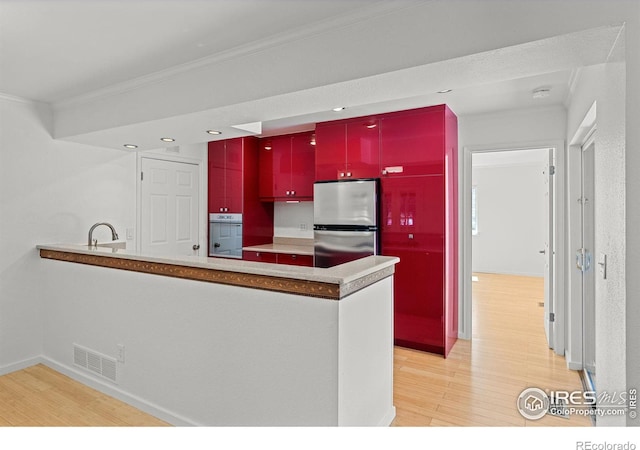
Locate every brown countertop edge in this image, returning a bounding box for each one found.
[37,245,398,301]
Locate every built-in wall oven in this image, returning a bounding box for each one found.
[209,213,243,258]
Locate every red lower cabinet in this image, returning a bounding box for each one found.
[381,174,457,357]
[242,251,277,264]
[276,253,313,267]
[242,251,313,267]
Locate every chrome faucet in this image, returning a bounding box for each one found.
[88,222,119,246]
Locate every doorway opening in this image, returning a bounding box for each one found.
[470,148,552,349]
[461,141,566,358]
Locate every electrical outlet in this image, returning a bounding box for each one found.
[126,228,134,240]
[299,223,307,231]
[117,344,125,363]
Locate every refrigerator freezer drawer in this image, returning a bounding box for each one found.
[314,229,377,268]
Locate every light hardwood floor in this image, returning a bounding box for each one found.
[393,272,591,426]
[0,364,169,426]
[0,273,590,426]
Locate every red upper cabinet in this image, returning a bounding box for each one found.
[315,118,380,181]
[259,131,314,201]
[290,132,315,199]
[208,139,243,213]
[346,117,380,179]
[380,105,446,177]
[315,121,345,181]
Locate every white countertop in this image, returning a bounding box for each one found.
[36,243,398,287]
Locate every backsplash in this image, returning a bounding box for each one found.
[273,202,314,239]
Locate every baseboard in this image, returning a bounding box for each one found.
[40,356,199,426]
[565,349,583,370]
[378,406,396,427]
[0,356,43,376]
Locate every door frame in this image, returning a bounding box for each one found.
[566,101,597,370]
[136,152,207,255]
[460,139,566,357]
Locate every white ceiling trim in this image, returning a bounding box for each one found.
[53,0,413,109]
[0,92,44,105]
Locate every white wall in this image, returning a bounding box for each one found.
[273,201,314,239]
[471,156,547,277]
[567,60,628,425]
[39,258,340,425]
[623,9,640,428]
[0,97,137,372]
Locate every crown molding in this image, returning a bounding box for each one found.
[53,0,414,110]
[0,92,45,105]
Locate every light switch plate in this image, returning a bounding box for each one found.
[126,228,134,240]
[598,253,607,279]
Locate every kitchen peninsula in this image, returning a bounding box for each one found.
[37,243,398,426]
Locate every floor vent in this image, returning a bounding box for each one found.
[73,344,117,383]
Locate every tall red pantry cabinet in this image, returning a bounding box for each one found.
[379,105,458,357]
[207,137,273,248]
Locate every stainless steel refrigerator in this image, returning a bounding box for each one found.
[313,179,379,268]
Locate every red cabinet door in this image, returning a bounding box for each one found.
[208,141,226,213]
[315,122,346,181]
[381,175,446,353]
[258,139,274,200]
[271,135,293,199]
[346,117,380,179]
[389,248,444,351]
[242,251,277,263]
[225,138,244,213]
[380,107,445,176]
[277,253,313,267]
[208,139,244,213]
[290,131,315,199]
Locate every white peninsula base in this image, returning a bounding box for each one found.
[36,246,397,426]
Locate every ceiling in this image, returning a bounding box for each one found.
[0,1,621,150]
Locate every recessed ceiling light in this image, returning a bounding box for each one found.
[123,144,138,149]
[437,89,452,94]
[532,87,551,99]
[332,107,346,112]
[160,137,175,142]
[206,130,222,135]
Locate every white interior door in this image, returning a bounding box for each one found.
[581,141,596,377]
[543,149,555,349]
[141,157,200,256]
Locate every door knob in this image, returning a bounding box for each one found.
[214,243,221,248]
[193,244,200,251]
[539,249,546,254]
